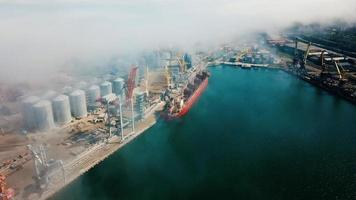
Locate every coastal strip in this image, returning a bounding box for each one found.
[31,102,165,200]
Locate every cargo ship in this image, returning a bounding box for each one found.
[165,68,210,119]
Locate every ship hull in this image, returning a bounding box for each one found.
[169,77,209,119]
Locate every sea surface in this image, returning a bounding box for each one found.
[52,66,356,200]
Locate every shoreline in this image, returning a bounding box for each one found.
[212,63,356,105]
[27,102,165,200]
[24,61,354,200]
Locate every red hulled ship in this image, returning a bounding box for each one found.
[166,69,209,119]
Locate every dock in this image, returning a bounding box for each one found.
[26,102,165,200]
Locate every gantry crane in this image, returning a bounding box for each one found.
[28,144,65,190]
[301,42,312,70]
[320,50,327,75]
[293,38,311,73]
[176,53,187,72]
[236,48,251,62]
[319,49,348,81]
[164,65,172,87]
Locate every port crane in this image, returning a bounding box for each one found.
[28,144,65,190]
[124,66,138,134]
[319,51,348,82]
[301,42,312,70]
[294,38,348,82]
[293,38,311,74]
[164,65,172,87]
[236,48,251,62]
[176,53,187,72]
[125,66,138,105]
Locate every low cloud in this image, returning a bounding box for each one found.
[0,0,355,83]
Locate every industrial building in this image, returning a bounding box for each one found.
[52,95,72,125]
[69,90,87,118]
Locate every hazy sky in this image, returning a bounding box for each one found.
[0,0,356,83]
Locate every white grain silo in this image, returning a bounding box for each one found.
[86,85,100,110]
[22,96,40,130]
[33,100,55,131]
[100,81,112,97]
[52,95,72,125]
[69,90,87,118]
[75,81,88,90]
[113,78,124,97]
[41,90,57,100]
[62,86,73,96]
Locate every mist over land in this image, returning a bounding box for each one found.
[0,0,356,83]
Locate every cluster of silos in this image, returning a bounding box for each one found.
[22,96,56,131]
[21,77,128,131]
[69,90,87,118]
[22,89,89,131]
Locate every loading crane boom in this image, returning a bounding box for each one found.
[293,38,310,73]
[28,144,65,190]
[302,42,312,67]
[176,53,187,72]
[334,61,342,80]
[125,66,138,105]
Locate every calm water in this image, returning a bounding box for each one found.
[52,66,356,200]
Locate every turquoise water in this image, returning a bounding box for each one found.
[52,66,356,200]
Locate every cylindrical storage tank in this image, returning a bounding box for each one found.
[22,96,40,130]
[113,78,124,96]
[75,81,88,90]
[52,95,72,125]
[100,81,112,97]
[86,85,100,110]
[62,86,73,96]
[41,90,57,100]
[69,90,87,118]
[33,100,55,131]
[91,77,101,85]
